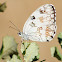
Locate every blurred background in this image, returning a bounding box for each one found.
[0,0,62,62]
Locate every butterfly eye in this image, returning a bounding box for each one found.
[18,32,21,35]
[31,16,35,20]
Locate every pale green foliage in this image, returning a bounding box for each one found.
[24,42,39,62]
[50,47,55,57]
[0,2,7,12]
[58,32,62,48]
[7,55,22,62]
[21,42,39,62]
[0,36,18,59]
[58,32,62,39]
[51,47,62,61]
[0,36,39,62]
[21,42,30,53]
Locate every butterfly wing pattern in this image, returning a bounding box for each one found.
[22,4,57,42]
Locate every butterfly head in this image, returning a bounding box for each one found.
[18,32,22,36]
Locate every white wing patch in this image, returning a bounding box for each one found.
[23,4,57,42]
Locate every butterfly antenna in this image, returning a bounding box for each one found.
[9,26,20,32]
[9,21,20,32]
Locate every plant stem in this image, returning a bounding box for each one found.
[21,40,24,62]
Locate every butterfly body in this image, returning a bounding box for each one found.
[18,4,57,42]
[18,32,29,40]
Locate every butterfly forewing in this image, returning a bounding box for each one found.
[23,4,57,42]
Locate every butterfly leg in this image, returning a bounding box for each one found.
[21,38,24,43]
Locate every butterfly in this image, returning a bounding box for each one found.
[10,4,57,42]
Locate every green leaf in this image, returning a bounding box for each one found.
[0,43,4,56]
[50,47,55,57]
[21,42,39,62]
[0,36,18,59]
[21,42,30,55]
[51,47,62,61]
[58,32,62,48]
[58,32,62,39]
[24,42,39,62]
[0,2,7,12]
[7,55,22,62]
[4,56,11,61]
[32,53,40,61]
